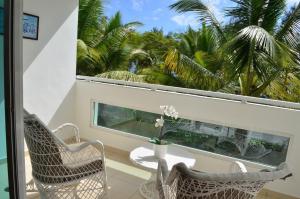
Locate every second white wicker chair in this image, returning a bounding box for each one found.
[157,159,292,199]
[24,113,108,199]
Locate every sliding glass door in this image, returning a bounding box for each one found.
[0,0,10,197]
[1,0,24,198]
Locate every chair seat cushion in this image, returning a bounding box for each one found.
[33,159,103,184]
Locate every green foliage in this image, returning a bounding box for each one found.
[179,25,217,57]
[149,137,170,145]
[164,130,218,152]
[77,0,142,76]
[138,68,182,86]
[276,2,300,48]
[170,0,226,43]
[128,28,178,68]
[78,0,103,45]
[248,139,285,152]
[167,0,300,101]
[77,0,300,102]
[96,71,146,82]
[165,49,224,90]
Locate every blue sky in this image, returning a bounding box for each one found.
[104,0,299,33]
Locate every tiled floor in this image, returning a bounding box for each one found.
[26,146,297,199]
[105,147,150,199]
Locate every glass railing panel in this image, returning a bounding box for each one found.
[93,102,290,166]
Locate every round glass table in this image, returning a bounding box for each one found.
[130,145,196,199]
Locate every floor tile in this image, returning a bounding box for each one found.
[24,146,298,199]
[107,177,138,199]
[129,191,144,199]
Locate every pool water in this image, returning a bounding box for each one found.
[0,159,9,199]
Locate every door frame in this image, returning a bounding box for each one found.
[4,0,25,198]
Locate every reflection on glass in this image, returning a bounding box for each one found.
[93,102,290,166]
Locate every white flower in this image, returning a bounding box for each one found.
[160,105,168,111]
[169,105,175,112]
[168,105,175,114]
[166,105,179,119]
[173,111,179,119]
[155,116,164,128]
[160,105,170,116]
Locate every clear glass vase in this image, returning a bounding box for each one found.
[153,144,168,159]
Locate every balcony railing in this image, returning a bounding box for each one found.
[75,76,300,197]
[77,76,300,110]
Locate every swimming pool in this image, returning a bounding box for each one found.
[0,159,9,199]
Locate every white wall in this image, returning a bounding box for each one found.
[75,80,300,198]
[23,0,78,128]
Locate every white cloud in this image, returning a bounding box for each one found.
[105,4,113,10]
[153,17,159,21]
[203,0,224,22]
[171,14,199,28]
[131,0,146,11]
[286,0,299,6]
[153,8,163,14]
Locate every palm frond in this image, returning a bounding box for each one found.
[261,0,286,32]
[180,27,199,57]
[77,39,103,75]
[276,2,300,48]
[225,26,287,95]
[77,39,101,66]
[130,49,153,64]
[250,51,282,96]
[77,39,89,63]
[170,0,226,43]
[78,0,103,43]
[92,13,142,49]
[195,51,228,75]
[164,49,223,90]
[105,11,122,35]
[266,72,300,102]
[227,26,278,64]
[226,0,285,32]
[94,26,129,50]
[226,0,264,30]
[97,71,146,82]
[178,24,218,61]
[138,68,183,86]
[198,23,217,53]
[124,21,144,29]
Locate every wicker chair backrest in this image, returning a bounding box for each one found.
[166,163,291,199]
[24,115,65,182]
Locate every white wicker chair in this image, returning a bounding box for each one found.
[157,159,292,199]
[24,113,108,199]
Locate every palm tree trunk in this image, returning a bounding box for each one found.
[242,43,255,96]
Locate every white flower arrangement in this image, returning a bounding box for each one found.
[155,116,165,128]
[150,105,179,145]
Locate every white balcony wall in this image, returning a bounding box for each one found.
[23,0,78,129]
[75,79,300,198]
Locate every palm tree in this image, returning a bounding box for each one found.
[77,0,142,76]
[168,0,300,101]
[165,24,228,90]
[97,27,182,86]
[179,24,216,57]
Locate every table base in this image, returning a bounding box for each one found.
[139,174,159,199]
